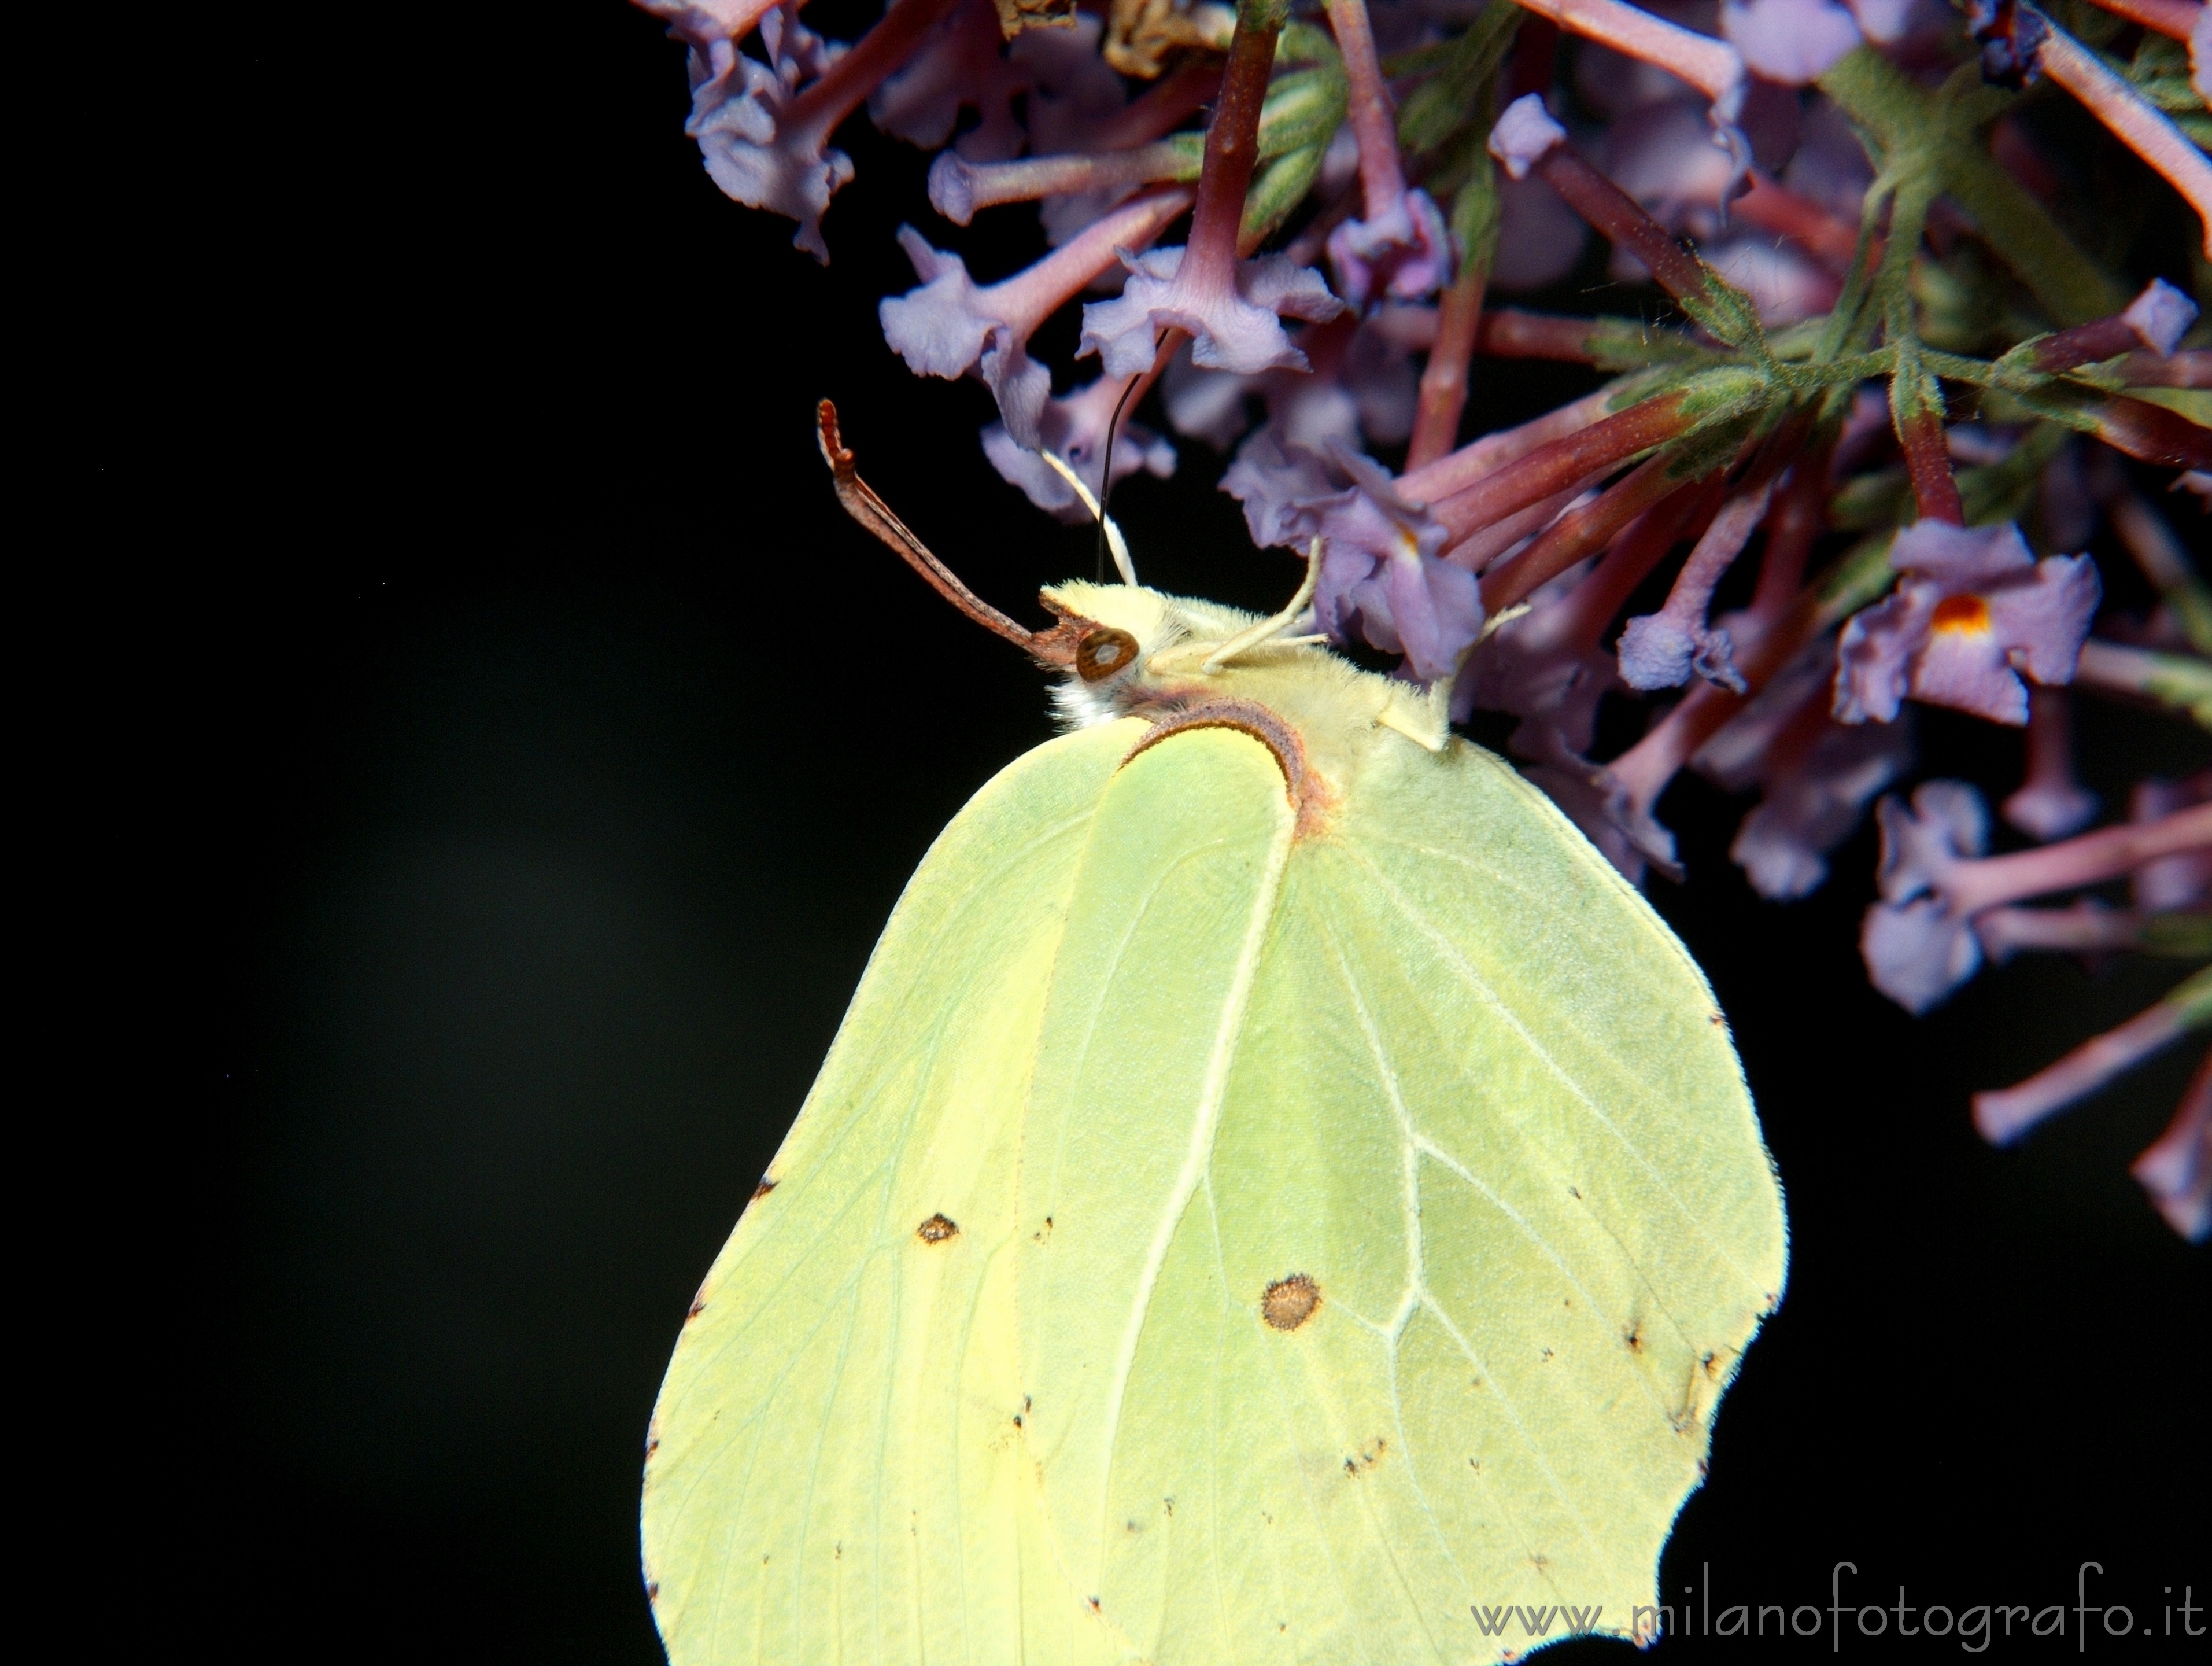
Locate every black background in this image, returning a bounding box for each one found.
[148,3,2209,1660]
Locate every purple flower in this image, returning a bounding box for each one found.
[1876,777,1990,903]
[1863,893,1986,1014]
[1860,781,1990,1012]
[1221,430,1479,682]
[1079,246,1346,378]
[2121,277,2200,359]
[981,374,1176,523]
[1327,188,1453,309]
[1833,519,2101,727]
[1489,94,1569,180]
[1697,647,1916,900]
[681,5,854,260]
[1454,568,1616,757]
[1719,0,1863,87]
[1617,481,1775,693]
[869,0,1025,163]
[879,190,1191,447]
[1162,307,1426,454]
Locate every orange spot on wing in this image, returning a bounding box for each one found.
[1930,593,1992,634]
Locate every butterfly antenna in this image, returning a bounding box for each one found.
[1093,366,1146,584]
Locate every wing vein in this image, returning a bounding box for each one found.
[1087,807,1298,1583]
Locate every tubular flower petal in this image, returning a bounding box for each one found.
[2001,688,2098,842]
[1862,782,1991,1008]
[1973,970,2212,1145]
[870,0,1029,162]
[2132,1056,2211,1242]
[1489,94,1570,180]
[1863,893,1985,1013]
[1875,778,1991,904]
[1221,433,1479,682]
[1080,246,1347,378]
[1328,188,1454,308]
[1720,0,1863,87]
[1697,646,1917,900]
[2133,776,2212,912]
[981,374,1177,522]
[682,6,852,260]
[1833,520,2100,727]
[1735,718,1915,901]
[880,191,1192,446]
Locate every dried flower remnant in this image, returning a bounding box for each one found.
[632,0,2212,1235]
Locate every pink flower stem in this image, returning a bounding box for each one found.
[1324,0,1409,223]
[1399,385,1616,502]
[2037,25,2212,260]
[1447,467,1615,572]
[1735,172,1862,271]
[2119,348,2212,389]
[1509,0,1744,119]
[1611,539,1824,817]
[1479,452,1686,613]
[783,0,963,145]
[1942,804,2212,917]
[2085,393,2212,470]
[1639,477,1777,633]
[2132,1051,2211,1241]
[2072,640,2212,727]
[2080,0,2202,40]
[1406,266,1489,470]
[1534,146,1713,308]
[1744,447,1828,625]
[984,188,1198,336]
[1472,308,1608,362]
[1973,968,2212,1145]
[1479,401,1803,617]
[1085,53,1226,153]
[929,143,1192,223]
[1975,900,2150,962]
[1897,408,1964,526]
[1426,390,1694,545]
[1179,0,1287,302]
[1541,475,1726,651]
[2033,315,2155,376]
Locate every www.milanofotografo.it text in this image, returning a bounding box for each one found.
[1468,1565,2204,1650]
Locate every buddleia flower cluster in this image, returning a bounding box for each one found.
[636,0,2212,1237]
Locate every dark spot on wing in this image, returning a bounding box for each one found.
[645,1580,659,1602]
[687,1281,710,1321]
[751,1175,778,1203]
[1344,1437,1387,1476]
[1262,1273,1321,1331]
[1624,1322,1643,1354]
[917,1213,959,1244]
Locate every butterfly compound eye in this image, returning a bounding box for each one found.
[1075,628,1139,683]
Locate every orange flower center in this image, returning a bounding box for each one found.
[1930,593,1992,635]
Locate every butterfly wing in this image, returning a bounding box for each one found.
[642,720,1150,1666]
[1017,728,1786,1660]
